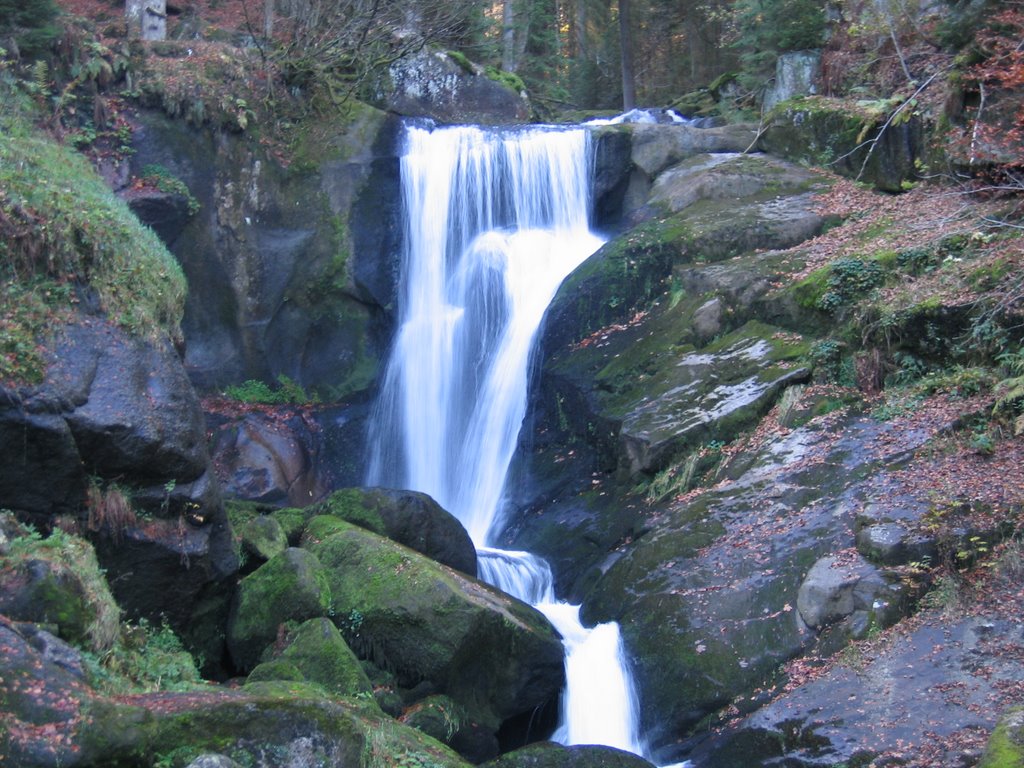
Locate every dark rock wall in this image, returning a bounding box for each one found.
[129,108,405,400]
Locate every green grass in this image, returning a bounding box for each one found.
[0,79,186,384]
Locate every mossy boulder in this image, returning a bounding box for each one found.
[226,547,333,671]
[308,487,477,575]
[308,521,564,737]
[247,617,372,699]
[759,96,923,192]
[399,694,497,759]
[0,530,120,653]
[237,514,288,567]
[481,742,656,768]
[980,707,1024,768]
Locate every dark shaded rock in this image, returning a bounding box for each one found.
[129,107,402,398]
[92,509,236,639]
[18,624,86,680]
[856,522,938,566]
[379,49,531,125]
[308,521,565,739]
[0,408,85,518]
[0,318,239,652]
[123,186,194,244]
[309,487,477,576]
[209,410,329,506]
[400,694,499,762]
[481,742,655,768]
[226,547,333,672]
[685,617,1024,768]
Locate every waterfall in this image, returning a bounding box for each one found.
[367,122,646,757]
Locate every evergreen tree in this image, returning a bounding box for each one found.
[0,0,60,57]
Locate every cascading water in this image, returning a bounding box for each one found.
[367,122,645,756]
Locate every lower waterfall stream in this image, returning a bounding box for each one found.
[366,122,647,756]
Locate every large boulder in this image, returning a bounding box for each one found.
[796,553,906,640]
[763,50,822,111]
[378,49,531,125]
[247,617,372,699]
[308,487,477,576]
[0,525,120,653]
[0,319,237,660]
[226,547,333,671]
[588,123,760,226]
[308,521,564,750]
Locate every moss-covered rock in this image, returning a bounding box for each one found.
[237,514,288,566]
[0,529,120,653]
[308,521,564,736]
[481,742,656,768]
[307,488,477,575]
[759,96,923,192]
[270,617,373,699]
[226,547,333,671]
[980,707,1024,768]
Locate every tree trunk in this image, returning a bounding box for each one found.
[619,0,636,110]
[126,0,166,40]
[263,0,274,38]
[502,0,518,71]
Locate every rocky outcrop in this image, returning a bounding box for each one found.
[0,319,237,661]
[686,615,1024,768]
[379,49,531,125]
[128,105,404,398]
[759,96,922,192]
[589,122,761,228]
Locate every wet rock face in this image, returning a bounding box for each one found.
[687,617,1024,768]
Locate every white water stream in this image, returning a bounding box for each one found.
[367,123,646,756]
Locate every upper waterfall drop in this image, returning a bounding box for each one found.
[367,123,603,545]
